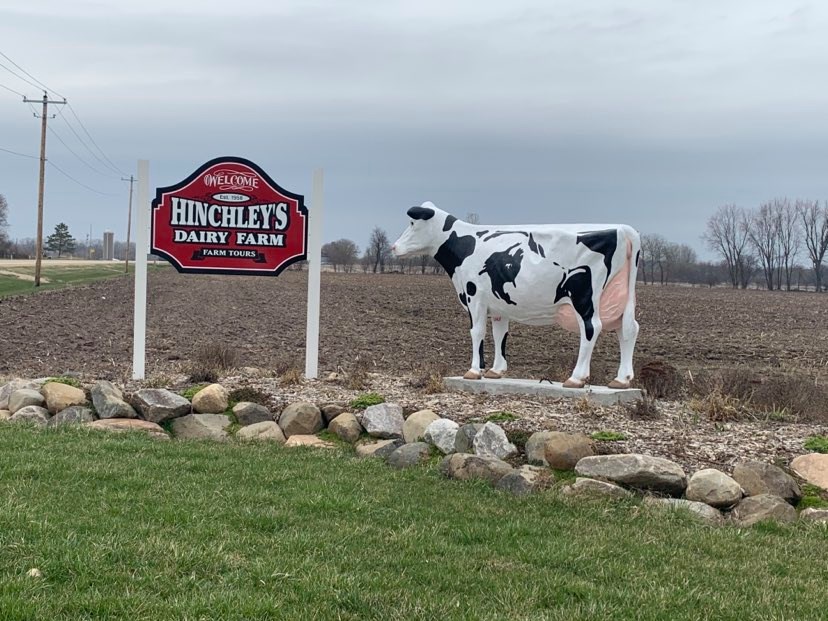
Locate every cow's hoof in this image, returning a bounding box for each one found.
[463,370,483,380]
[484,370,504,379]
[608,379,630,389]
[563,378,586,389]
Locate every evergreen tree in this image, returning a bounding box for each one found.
[45,222,76,258]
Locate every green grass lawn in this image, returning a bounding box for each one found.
[0,263,163,298]
[0,427,826,620]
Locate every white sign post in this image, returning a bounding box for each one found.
[132,159,150,380]
[304,168,324,379]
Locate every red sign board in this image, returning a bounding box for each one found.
[151,157,307,275]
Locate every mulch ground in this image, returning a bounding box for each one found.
[1,269,827,382]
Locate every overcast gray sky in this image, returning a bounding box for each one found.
[2,0,828,256]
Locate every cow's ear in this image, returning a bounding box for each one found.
[407,206,435,221]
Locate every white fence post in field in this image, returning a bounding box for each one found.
[132,159,150,380]
[304,168,324,379]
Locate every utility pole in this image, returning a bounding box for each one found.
[23,91,66,286]
[121,175,134,273]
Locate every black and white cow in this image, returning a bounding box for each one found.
[391,202,641,388]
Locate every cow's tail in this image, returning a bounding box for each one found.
[621,226,640,341]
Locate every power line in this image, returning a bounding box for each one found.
[48,125,119,179]
[0,81,23,97]
[0,51,64,98]
[0,59,41,91]
[66,103,127,176]
[48,161,118,196]
[55,106,122,177]
[0,145,37,159]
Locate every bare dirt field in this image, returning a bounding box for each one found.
[0,270,826,381]
[1,270,827,471]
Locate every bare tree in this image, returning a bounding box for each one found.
[663,243,697,284]
[702,204,751,288]
[322,238,359,273]
[640,234,666,284]
[367,227,390,273]
[774,198,800,291]
[0,194,9,254]
[798,199,828,292]
[747,202,780,290]
[465,212,481,225]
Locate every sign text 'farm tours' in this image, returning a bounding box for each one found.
[151,157,308,275]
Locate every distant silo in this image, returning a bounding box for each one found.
[103,231,115,260]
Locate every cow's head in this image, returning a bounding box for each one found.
[392,201,457,257]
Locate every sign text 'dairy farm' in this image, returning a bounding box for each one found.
[151,157,307,275]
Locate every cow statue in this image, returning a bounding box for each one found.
[391,202,641,389]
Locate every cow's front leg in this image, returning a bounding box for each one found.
[464,305,488,380]
[565,315,603,389]
[485,315,509,379]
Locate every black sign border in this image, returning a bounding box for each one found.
[150,156,309,277]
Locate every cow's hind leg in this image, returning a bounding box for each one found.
[609,319,639,389]
[485,316,509,379]
[565,315,602,388]
[464,305,488,380]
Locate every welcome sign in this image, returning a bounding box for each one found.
[150,156,308,275]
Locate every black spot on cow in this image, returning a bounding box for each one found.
[635,249,640,267]
[466,281,476,297]
[500,332,509,359]
[443,214,457,231]
[475,230,490,238]
[407,206,435,220]
[478,340,486,370]
[554,265,596,341]
[528,233,546,258]
[483,230,529,242]
[478,243,524,305]
[458,292,468,306]
[434,232,476,277]
[577,229,617,286]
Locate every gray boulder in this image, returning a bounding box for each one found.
[0,379,39,410]
[8,389,46,414]
[278,402,323,437]
[732,494,798,527]
[232,402,273,426]
[359,403,404,439]
[644,497,724,525]
[685,468,742,508]
[525,431,557,466]
[355,439,404,459]
[91,381,138,419]
[799,508,828,524]
[575,454,687,495]
[440,453,514,485]
[387,442,431,469]
[48,406,95,426]
[568,477,633,500]
[496,465,548,497]
[472,422,517,460]
[732,460,801,504]
[328,412,363,444]
[402,409,440,443]
[236,421,286,443]
[9,405,50,426]
[131,389,191,424]
[170,413,231,440]
[454,423,484,454]
[543,432,595,470]
[320,403,346,425]
[424,418,459,454]
[0,410,10,421]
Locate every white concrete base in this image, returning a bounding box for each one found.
[443,377,643,406]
